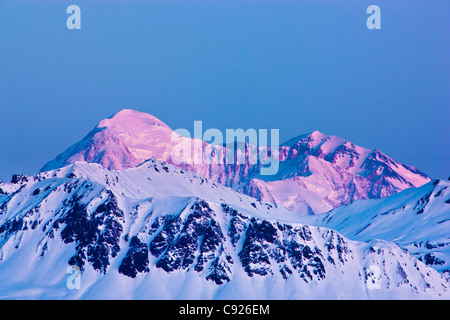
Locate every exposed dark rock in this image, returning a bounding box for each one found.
[119,236,150,278]
[59,190,124,273]
[152,200,228,277]
[11,174,28,184]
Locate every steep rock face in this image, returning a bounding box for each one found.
[238,219,332,281]
[40,109,430,214]
[150,201,228,278]
[57,189,125,273]
[0,162,447,299]
[118,236,150,278]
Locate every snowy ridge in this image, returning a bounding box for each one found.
[0,161,447,299]
[245,131,430,214]
[40,109,430,215]
[300,179,450,278]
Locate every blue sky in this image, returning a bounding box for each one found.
[0,0,449,181]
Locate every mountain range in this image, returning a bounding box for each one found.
[0,109,447,299]
[41,109,430,215]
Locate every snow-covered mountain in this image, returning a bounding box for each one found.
[244,130,430,214]
[0,160,447,299]
[41,109,430,215]
[40,109,180,172]
[300,179,450,279]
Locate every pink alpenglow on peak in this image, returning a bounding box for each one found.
[96,108,175,165]
[40,109,431,214]
[98,108,171,133]
[41,109,181,171]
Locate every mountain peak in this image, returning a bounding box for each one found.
[308,130,327,139]
[281,130,327,147]
[40,109,176,172]
[40,110,430,215]
[99,108,170,130]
